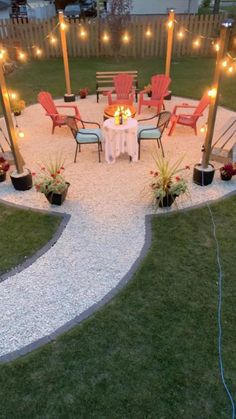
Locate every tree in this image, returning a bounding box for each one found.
[104,0,133,56]
[213,0,221,14]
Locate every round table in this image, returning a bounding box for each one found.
[104,104,136,121]
[103,118,138,163]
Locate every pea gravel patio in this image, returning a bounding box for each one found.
[0,95,235,361]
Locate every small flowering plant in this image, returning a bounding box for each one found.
[0,156,10,174]
[150,154,190,206]
[220,162,236,179]
[33,156,68,195]
[11,99,26,114]
[79,87,89,98]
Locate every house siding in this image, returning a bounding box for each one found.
[131,0,199,14]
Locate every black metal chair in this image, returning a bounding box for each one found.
[137,111,171,159]
[66,116,102,163]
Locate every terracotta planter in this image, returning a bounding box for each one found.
[45,182,70,206]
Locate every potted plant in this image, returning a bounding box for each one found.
[0,156,10,182]
[219,162,236,181]
[144,83,152,97]
[11,99,26,116]
[79,87,89,99]
[150,154,189,208]
[33,156,70,205]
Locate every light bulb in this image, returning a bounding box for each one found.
[18,130,25,139]
[36,48,42,56]
[177,31,184,39]
[208,88,217,98]
[167,20,173,29]
[60,22,66,30]
[145,29,152,37]
[123,34,129,43]
[102,33,109,42]
[50,36,57,44]
[10,92,17,100]
[228,66,234,73]
[222,59,228,68]
[193,39,200,47]
[19,52,26,60]
[80,29,86,38]
[214,43,220,52]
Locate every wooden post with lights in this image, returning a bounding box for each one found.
[58,10,75,102]
[202,19,234,169]
[0,61,24,174]
[165,8,175,77]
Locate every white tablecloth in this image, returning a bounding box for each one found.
[103,118,138,163]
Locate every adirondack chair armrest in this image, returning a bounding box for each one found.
[56,105,80,116]
[172,104,197,115]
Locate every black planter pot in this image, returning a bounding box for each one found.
[14,111,21,116]
[158,194,176,208]
[193,164,215,186]
[10,169,33,191]
[220,169,232,181]
[147,92,152,98]
[0,171,6,182]
[45,182,70,206]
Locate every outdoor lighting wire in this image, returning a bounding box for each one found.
[199,168,235,418]
[207,203,235,419]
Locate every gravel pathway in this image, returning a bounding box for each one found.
[0,95,235,361]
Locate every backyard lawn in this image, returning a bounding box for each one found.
[0,196,236,418]
[0,57,236,418]
[6,56,236,110]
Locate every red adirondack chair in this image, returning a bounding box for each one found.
[38,91,81,134]
[107,73,134,105]
[138,74,171,114]
[168,93,210,136]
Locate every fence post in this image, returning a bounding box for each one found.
[58,10,75,102]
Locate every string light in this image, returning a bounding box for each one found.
[9,92,17,100]
[228,66,234,74]
[122,33,130,43]
[222,59,228,68]
[177,30,184,39]
[18,51,26,60]
[36,48,42,56]
[50,36,57,44]
[0,51,4,60]
[79,29,87,39]
[60,22,66,31]
[214,43,220,52]
[208,87,217,98]
[200,124,207,134]
[18,129,25,139]
[193,38,200,48]
[167,20,173,29]
[102,32,109,42]
[145,29,152,37]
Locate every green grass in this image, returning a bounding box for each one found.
[0,196,236,418]
[6,56,236,110]
[0,203,61,276]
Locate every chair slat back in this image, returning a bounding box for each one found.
[38,91,58,116]
[194,93,210,116]
[66,116,79,138]
[114,73,133,100]
[151,75,171,100]
[157,111,171,134]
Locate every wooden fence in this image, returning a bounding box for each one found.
[0,13,226,59]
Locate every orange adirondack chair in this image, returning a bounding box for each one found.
[107,73,134,105]
[38,91,81,134]
[138,74,171,114]
[168,93,210,136]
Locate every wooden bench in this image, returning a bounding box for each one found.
[210,116,236,163]
[96,71,139,103]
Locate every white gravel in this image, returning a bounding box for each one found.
[0,95,235,359]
